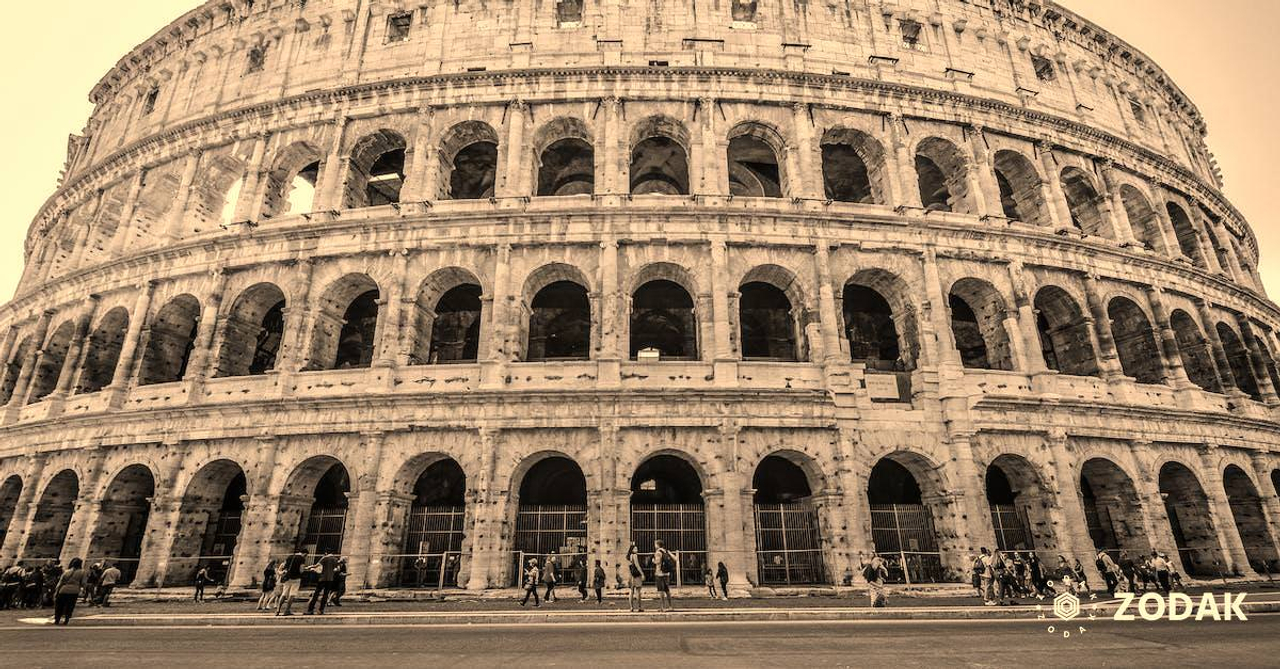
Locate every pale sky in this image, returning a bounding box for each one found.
[0,1,1276,301]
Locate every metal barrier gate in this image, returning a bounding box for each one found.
[513,505,587,585]
[398,506,466,587]
[869,503,944,584]
[754,502,826,585]
[989,504,1034,553]
[630,503,706,586]
[300,508,348,555]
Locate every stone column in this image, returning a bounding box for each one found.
[1197,448,1259,578]
[1037,141,1074,233]
[0,326,18,397]
[466,428,502,590]
[367,490,415,588]
[1188,209,1225,275]
[231,133,269,225]
[1098,160,1136,244]
[921,248,962,369]
[696,97,725,196]
[399,108,435,202]
[1145,287,1191,387]
[46,303,98,411]
[1043,432,1105,586]
[709,239,737,384]
[813,241,843,364]
[887,114,920,209]
[276,259,315,376]
[1008,261,1048,377]
[1147,181,1184,260]
[480,244,513,387]
[107,172,145,256]
[790,102,821,199]
[593,425,625,580]
[164,150,202,239]
[1237,318,1280,405]
[229,436,278,588]
[599,97,623,195]
[183,272,227,403]
[834,428,872,579]
[376,250,411,368]
[1248,453,1280,565]
[499,100,529,197]
[59,449,107,564]
[966,125,1001,218]
[597,240,622,385]
[1081,275,1123,379]
[313,118,348,212]
[107,280,157,406]
[131,493,183,587]
[346,431,385,588]
[710,423,752,594]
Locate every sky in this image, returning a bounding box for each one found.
[0,1,1276,301]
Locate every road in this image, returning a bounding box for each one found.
[1,614,1277,668]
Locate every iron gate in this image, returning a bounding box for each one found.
[989,504,1034,553]
[869,504,944,583]
[1084,503,1118,553]
[631,503,706,585]
[300,508,348,555]
[513,505,588,582]
[198,510,243,583]
[754,502,826,585]
[398,506,466,587]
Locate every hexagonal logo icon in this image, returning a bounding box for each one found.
[1053,592,1081,621]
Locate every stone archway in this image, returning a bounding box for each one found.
[0,475,22,552]
[1078,458,1152,560]
[866,452,947,583]
[23,470,79,561]
[86,464,156,584]
[396,457,468,588]
[1223,465,1280,574]
[630,453,706,586]
[752,453,827,585]
[167,460,246,586]
[1158,462,1223,578]
[512,455,588,585]
[985,454,1057,556]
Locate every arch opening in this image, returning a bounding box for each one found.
[1079,458,1152,560]
[308,275,380,371]
[1034,286,1099,376]
[726,133,782,198]
[215,283,286,378]
[76,308,129,395]
[1158,462,1222,577]
[820,127,885,204]
[295,461,351,557]
[992,150,1049,225]
[0,475,23,552]
[139,295,201,386]
[440,121,500,200]
[1217,323,1261,401]
[1167,203,1205,266]
[949,279,1013,371]
[753,455,826,585]
[514,456,588,584]
[399,458,467,588]
[1223,466,1280,574]
[1170,311,1221,392]
[1107,297,1164,385]
[28,321,76,403]
[86,464,156,585]
[0,337,32,405]
[1060,168,1110,238]
[168,460,246,586]
[344,130,407,208]
[630,280,698,360]
[1120,185,1164,253]
[422,283,482,364]
[537,137,595,196]
[739,282,798,361]
[527,280,591,361]
[915,138,971,214]
[261,142,321,219]
[986,455,1055,556]
[24,470,79,562]
[867,454,945,583]
[630,118,690,195]
[631,454,706,586]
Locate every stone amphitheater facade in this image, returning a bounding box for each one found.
[1,0,1279,594]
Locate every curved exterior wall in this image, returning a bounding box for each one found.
[1,0,1279,591]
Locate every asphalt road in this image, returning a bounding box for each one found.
[1,614,1277,668]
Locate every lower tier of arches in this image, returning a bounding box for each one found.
[2,424,1279,593]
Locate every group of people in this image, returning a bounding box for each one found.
[256,550,348,616]
[519,540,733,613]
[970,549,1185,605]
[1,558,124,624]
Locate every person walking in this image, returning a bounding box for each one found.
[626,543,645,612]
[329,558,348,607]
[990,549,1008,604]
[1096,550,1120,596]
[863,555,889,607]
[305,552,340,615]
[704,567,718,599]
[1151,551,1172,594]
[977,547,994,605]
[592,559,606,604]
[576,559,589,602]
[970,553,985,598]
[96,562,121,607]
[52,558,87,625]
[256,560,277,611]
[1071,558,1089,594]
[520,558,541,607]
[542,552,559,603]
[193,566,211,602]
[1028,552,1046,598]
[716,562,729,600]
[653,539,675,613]
[275,550,307,616]
[1118,552,1137,594]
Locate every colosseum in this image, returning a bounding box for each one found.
[0,0,1277,596]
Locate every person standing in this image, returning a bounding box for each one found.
[542,552,559,603]
[977,548,994,605]
[256,560,277,611]
[704,567,717,599]
[716,562,729,600]
[97,562,121,607]
[576,559,589,602]
[329,558,348,607]
[970,553,984,598]
[52,558,87,625]
[1151,551,1171,594]
[275,550,307,616]
[592,559,606,604]
[83,562,102,605]
[863,555,889,607]
[1118,552,1137,594]
[1028,553,1046,598]
[626,543,645,612]
[990,549,1007,604]
[1096,550,1120,596]
[305,552,340,615]
[194,566,211,602]
[520,558,541,607]
[1071,558,1089,594]
[653,539,675,613]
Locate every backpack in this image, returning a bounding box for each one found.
[862,564,879,582]
[660,550,676,574]
[973,558,985,575]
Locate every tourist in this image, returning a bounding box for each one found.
[1096,550,1120,596]
[863,555,889,608]
[52,558,87,626]
[1028,553,1046,598]
[0,564,20,609]
[305,552,340,615]
[275,550,307,616]
[329,558,347,607]
[83,561,103,604]
[716,562,729,600]
[193,566,211,602]
[990,549,1008,604]
[97,561,121,607]
[592,559,606,604]
[256,560,277,611]
[1151,551,1171,593]
[977,547,994,605]
[520,558,541,607]
[704,567,718,599]
[41,560,62,607]
[626,543,644,612]
[576,559,589,602]
[653,539,675,613]
[1118,552,1137,594]
[970,553,984,598]
[1055,555,1074,594]
[542,552,559,603]
[1071,558,1089,594]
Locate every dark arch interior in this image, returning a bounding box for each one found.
[985,465,1016,505]
[1079,458,1151,556]
[727,135,782,197]
[739,282,796,360]
[1217,323,1261,401]
[949,294,990,369]
[1223,465,1280,573]
[0,476,24,549]
[1034,287,1099,376]
[25,470,79,560]
[312,464,351,509]
[843,284,903,369]
[631,455,703,504]
[753,455,813,504]
[528,280,591,361]
[915,155,951,212]
[450,142,498,200]
[867,458,922,505]
[412,459,467,507]
[821,143,874,204]
[1158,462,1220,577]
[366,149,406,206]
[538,138,595,196]
[1167,203,1204,266]
[430,284,482,363]
[1170,311,1220,392]
[335,289,380,369]
[77,310,129,394]
[630,279,697,359]
[139,296,201,386]
[519,457,587,506]
[630,136,689,195]
[1108,298,1163,385]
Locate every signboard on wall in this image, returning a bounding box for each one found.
[865,373,901,400]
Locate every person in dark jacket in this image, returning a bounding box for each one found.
[83,562,103,604]
[576,559,589,602]
[329,558,348,607]
[716,562,730,600]
[53,558,87,625]
[256,560,277,611]
[592,559,607,604]
[194,566,211,602]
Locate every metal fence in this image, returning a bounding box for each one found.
[989,504,1034,553]
[754,502,826,585]
[870,504,945,584]
[300,508,348,556]
[396,506,466,587]
[630,504,706,586]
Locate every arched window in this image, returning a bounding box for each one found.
[527,281,591,361]
[76,309,128,395]
[726,125,784,198]
[1169,310,1220,392]
[739,282,797,361]
[440,121,500,200]
[842,271,918,371]
[1060,167,1110,237]
[1107,297,1163,385]
[308,274,381,371]
[261,142,322,219]
[537,138,595,196]
[630,116,690,195]
[427,284,482,364]
[820,128,885,204]
[215,283,287,378]
[949,279,1013,371]
[1216,323,1260,400]
[1167,203,1205,266]
[631,280,697,360]
[27,321,75,403]
[991,150,1048,225]
[139,295,201,386]
[1033,286,1099,376]
[344,130,407,208]
[915,138,971,214]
